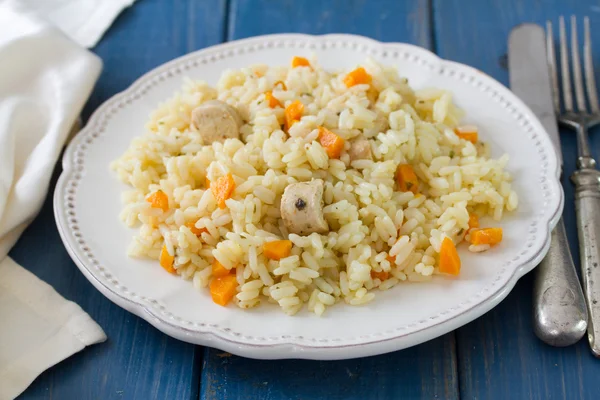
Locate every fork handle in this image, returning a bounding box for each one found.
[572,167,600,356]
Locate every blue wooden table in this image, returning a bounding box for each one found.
[14,1,600,399]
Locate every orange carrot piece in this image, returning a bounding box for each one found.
[274,80,287,90]
[439,237,461,275]
[371,270,389,281]
[292,56,310,68]
[210,274,238,306]
[318,127,345,159]
[212,259,231,278]
[284,100,304,131]
[211,173,236,209]
[263,240,292,260]
[386,255,396,265]
[468,213,479,231]
[343,67,372,88]
[454,125,479,143]
[146,190,169,211]
[265,91,282,108]
[159,245,176,274]
[186,221,208,236]
[395,164,419,194]
[470,227,503,246]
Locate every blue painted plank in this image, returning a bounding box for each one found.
[15,168,202,400]
[15,0,227,398]
[83,0,228,121]
[434,1,600,399]
[227,0,431,47]
[201,2,459,400]
[201,335,457,400]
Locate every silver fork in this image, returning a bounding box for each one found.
[548,15,600,356]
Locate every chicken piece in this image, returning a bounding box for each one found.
[191,100,243,144]
[280,180,328,235]
[348,137,372,161]
[363,112,389,138]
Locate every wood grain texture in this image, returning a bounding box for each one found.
[15,0,227,398]
[83,0,228,121]
[14,165,201,400]
[17,0,600,399]
[227,0,431,47]
[201,335,457,400]
[434,1,600,399]
[201,1,459,399]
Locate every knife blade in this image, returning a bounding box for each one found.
[509,23,587,346]
[510,24,562,163]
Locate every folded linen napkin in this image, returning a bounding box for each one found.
[0,1,136,398]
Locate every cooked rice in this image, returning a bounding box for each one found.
[111,57,518,316]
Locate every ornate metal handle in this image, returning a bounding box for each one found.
[572,166,600,356]
[533,216,587,346]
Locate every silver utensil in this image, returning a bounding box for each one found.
[509,24,587,346]
[548,15,600,356]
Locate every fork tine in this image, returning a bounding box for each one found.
[584,16,599,113]
[546,21,561,113]
[560,16,574,112]
[571,16,588,112]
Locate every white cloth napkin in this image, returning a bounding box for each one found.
[0,1,136,398]
[4,0,137,48]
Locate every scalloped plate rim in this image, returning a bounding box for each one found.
[54,33,563,360]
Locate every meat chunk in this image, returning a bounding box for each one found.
[191,100,243,144]
[348,137,372,161]
[280,180,328,235]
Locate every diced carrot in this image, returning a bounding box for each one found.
[274,80,287,90]
[185,220,208,236]
[395,164,419,194]
[211,173,236,209]
[146,190,169,211]
[343,67,372,88]
[439,237,461,276]
[292,56,311,68]
[212,259,231,278]
[263,240,292,260]
[386,255,396,265]
[371,270,389,281]
[468,213,479,231]
[318,127,345,159]
[265,91,282,108]
[470,227,503,246]
[210,274,238,306]
[284,100,304,131]
[454,125,478,143]
[159,245,176,274]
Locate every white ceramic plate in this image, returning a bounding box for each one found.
[54,34,562,360]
